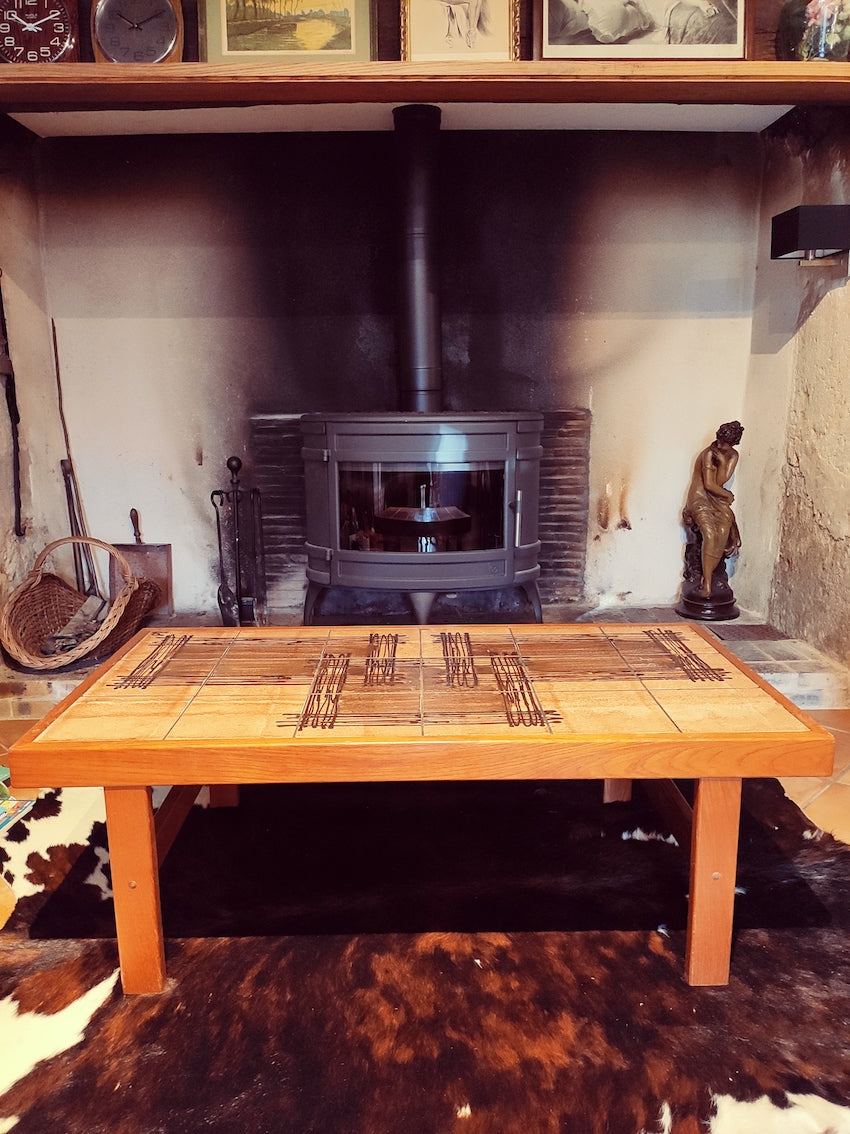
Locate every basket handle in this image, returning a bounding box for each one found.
[31,536,135,590]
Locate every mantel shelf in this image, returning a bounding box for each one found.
[0,60,848,114]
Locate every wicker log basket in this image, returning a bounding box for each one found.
[0,536,161,671]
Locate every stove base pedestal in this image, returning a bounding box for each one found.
[408,591,437,624]
[302,581,542,626]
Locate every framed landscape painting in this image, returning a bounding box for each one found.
[203,0,373,63]
[401,0,520,62]
[539,0,744,57]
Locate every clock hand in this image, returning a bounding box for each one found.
[114,10,142,26]
[7,12,41,30]
[27,9,61,26]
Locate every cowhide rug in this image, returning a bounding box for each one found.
[2,777,850,1133]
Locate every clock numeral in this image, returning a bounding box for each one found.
[25,47,38,59]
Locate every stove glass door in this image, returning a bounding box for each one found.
[338,461,505,554]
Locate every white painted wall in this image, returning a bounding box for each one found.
[734,151,805,619]
[526,138,760,609]
[0,132,69,589]
[0,129,772,621]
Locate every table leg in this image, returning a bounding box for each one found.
[603,778,632,803]
[685,776,742,986]
[209,784,240,807]
[104,786,166,995]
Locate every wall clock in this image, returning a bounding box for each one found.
[0,0,79,62]
[91,0,183,62]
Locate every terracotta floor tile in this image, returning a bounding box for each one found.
[800,782,850,844]
[780,776,831,810]
[0,719,34,752]
[811,710,850,778]
[808,709,850,731]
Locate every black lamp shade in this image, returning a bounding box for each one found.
[771,204,850,260]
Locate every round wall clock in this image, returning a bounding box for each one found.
[0,0,79,62]
[91,0,183,62]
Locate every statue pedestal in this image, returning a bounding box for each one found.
[676,525,740,622]
[676,582,739,622]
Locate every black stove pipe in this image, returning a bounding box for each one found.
[393,103,443,413]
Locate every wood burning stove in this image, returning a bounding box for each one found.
[301,411,543,623]
[300,104,544,624]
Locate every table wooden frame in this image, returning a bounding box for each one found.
[8,623,834,994]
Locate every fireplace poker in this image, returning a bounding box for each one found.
[211,456,266,627]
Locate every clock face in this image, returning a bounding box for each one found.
[0,0,76,62]
[93,0,179,62]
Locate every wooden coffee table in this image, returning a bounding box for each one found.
[8,623,833,994]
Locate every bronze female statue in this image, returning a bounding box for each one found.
[677,421,744,620]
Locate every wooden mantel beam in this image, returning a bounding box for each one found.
[0,60,846,115]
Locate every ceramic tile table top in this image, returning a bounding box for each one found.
[8,624,834,994]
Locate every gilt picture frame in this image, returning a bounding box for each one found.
[202,0,373,63]
[401,0,520,62]
[539,0,744,57]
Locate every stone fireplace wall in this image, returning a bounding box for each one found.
[749,109,850,665]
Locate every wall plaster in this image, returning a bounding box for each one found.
[755,109,850,667]
[0,126,768,621]
[771,286,850,660]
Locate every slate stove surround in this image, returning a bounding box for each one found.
[299,103,544,625]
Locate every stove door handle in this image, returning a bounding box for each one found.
[513,489,522,548]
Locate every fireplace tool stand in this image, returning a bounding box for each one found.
[211,456,266,626]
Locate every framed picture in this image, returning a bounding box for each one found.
[539,0,744,57]
[401,0,520,61]
[202,0,373,63]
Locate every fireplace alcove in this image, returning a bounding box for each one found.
[301,410,544,625]
[297,104,547,627]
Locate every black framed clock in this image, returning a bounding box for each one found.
[91,0,183,62]
[0,0,79,62]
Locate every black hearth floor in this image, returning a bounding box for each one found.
[307,585,542,625]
